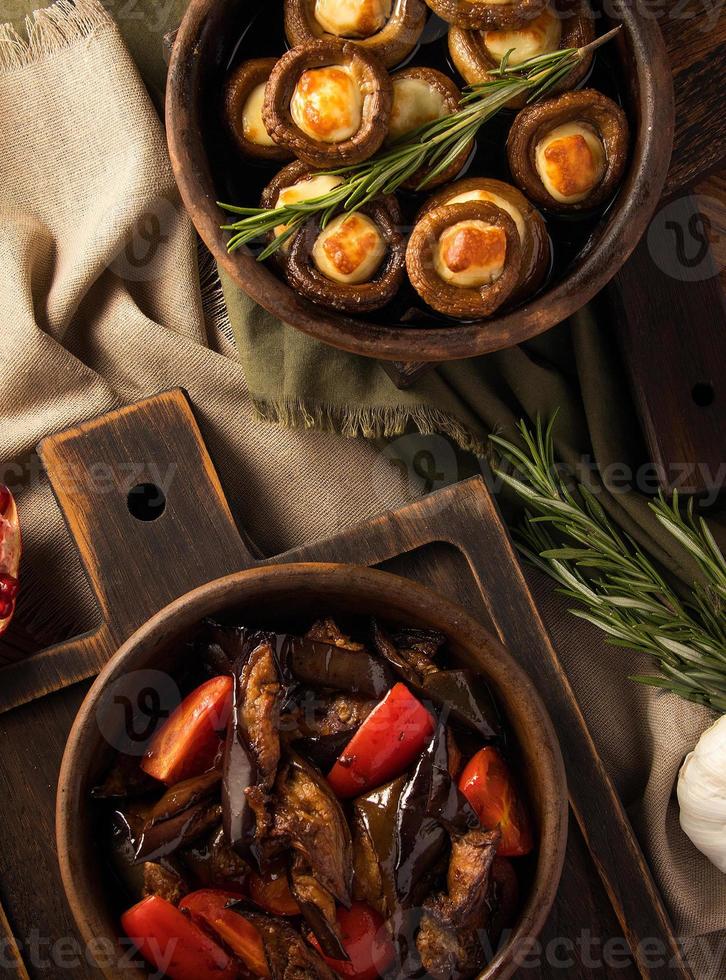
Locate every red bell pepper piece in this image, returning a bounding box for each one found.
[327,683,435,798]
[248,869,301,916]
[180,889,270,977]
[121,895,238,980]
[458,747,534,857]
[142,676,233,784]
[0,485,21,636]
[308,902,395,980]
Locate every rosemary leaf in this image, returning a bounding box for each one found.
[490,416,726,713]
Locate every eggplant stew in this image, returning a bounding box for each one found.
[94,615,534,980]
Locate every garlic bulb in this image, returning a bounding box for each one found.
[677,714,726,873]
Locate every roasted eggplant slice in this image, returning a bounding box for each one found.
[272,753,353,905]
[145,770,221,826]
[135,802,223,862]
[142,860,189,904]
[223,640,282,857]
[216,621,396,699]
[294,728,364,771]
[416,827,501,978]
[181,825,249,891]
[352,777,404,917]
[245,911,338,980]
[289,853,350,960]
[372,622,501,740]
[394,723,478,907]
[422,670,500,741]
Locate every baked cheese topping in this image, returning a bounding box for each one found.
[275,174,344,250]
[483,8,562,66]
[535,121,606,202]
[434,220,507,288]
[312,212,386,284]
[242,82,275,146]
[314,0,392,38]
[291,65,363,143]
[448,189,526,246]
[388,77,448,142]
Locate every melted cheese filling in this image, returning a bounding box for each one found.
[434,220,507,288]
[291,65,362,143]
[448,189,526,246]
[483,8,562,66]
[312,212,386,284]
[275,174,344,250]
[314,0,392,38]
[535,122,606,203]
[242,82,275,146]
[387,78,448,142]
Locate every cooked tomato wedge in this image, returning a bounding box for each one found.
[142,676,233,784]
[0,485,21,636]
[248,869,300,916]
[180,889,270,977]
[327,683,435,798]
[458,747,534,857]
[308,902,395,980]
[121,895,238,980]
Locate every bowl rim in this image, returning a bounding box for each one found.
[165,0,674,362]
[56,561,568,980]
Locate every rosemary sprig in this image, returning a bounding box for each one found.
[490,417,726,713]
[219,27,621,259]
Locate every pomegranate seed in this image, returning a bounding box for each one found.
[0,575,18,619]
[0,486,9,516]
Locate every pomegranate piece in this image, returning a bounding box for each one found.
[0,486,21,636]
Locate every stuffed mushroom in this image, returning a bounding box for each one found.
[262,38,393,167]
[424,0,547,30]
[224,58,295,161]
[285,197,406,312]
[406,199,522,317]
[284,0,428,69]
[449,0,595,109]
[506,88,629,211]
[417,177,550,302]
[386,67,471,187]
[260,160,346,268]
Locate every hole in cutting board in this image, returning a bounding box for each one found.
[691,382,715,407]
[127,483,166,522]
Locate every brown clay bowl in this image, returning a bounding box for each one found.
[166,0,673,362]
[57,562,568,979]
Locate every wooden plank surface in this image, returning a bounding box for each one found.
[611,6,726,493]
[661,5,726,195]
[0,391,689,979]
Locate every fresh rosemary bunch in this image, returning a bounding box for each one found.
[219,27,621,259]
[490,417,726,713]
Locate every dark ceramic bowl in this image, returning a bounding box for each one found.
[57,563,568,979]
[166,0,673,362]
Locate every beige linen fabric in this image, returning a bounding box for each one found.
[0,0,411,639]
[0,2,722,976]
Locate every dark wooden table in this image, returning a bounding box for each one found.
[611,5,726,494]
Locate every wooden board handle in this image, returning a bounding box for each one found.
[37,389,254,646]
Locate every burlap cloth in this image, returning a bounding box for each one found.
[0,1,723,975]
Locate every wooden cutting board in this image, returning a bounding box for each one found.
[0,390,692,979]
